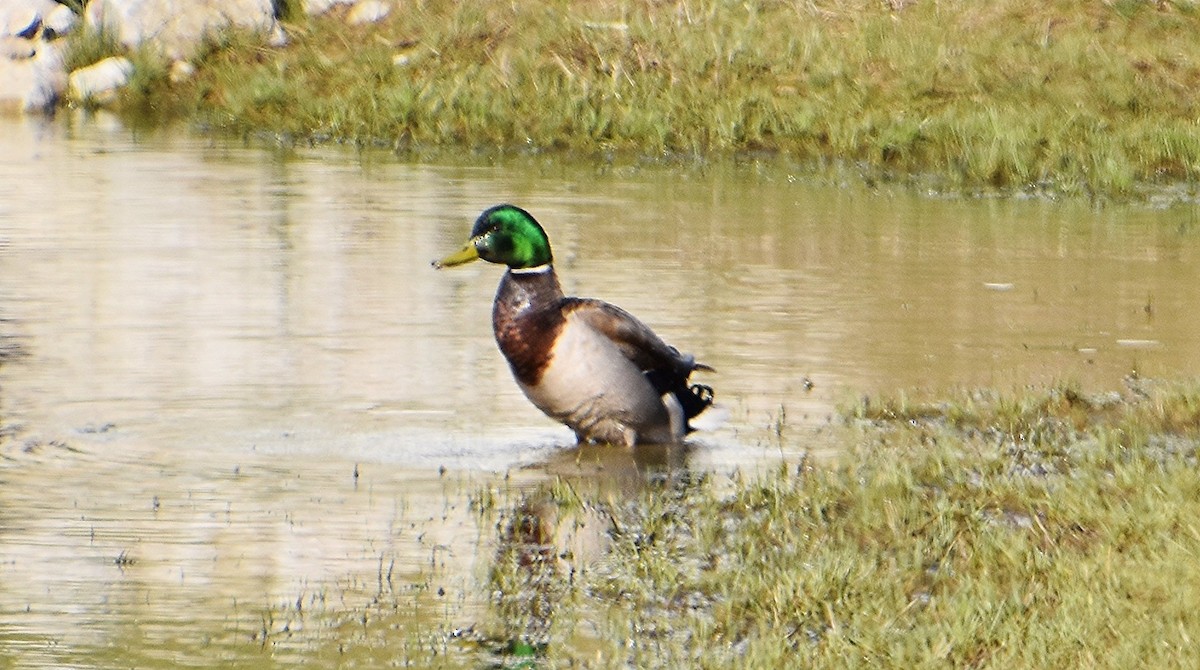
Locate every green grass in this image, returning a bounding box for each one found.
[82,0,1200,199]
[61,24,179,113]
[61,23,125,74]
[470,380,1200,668]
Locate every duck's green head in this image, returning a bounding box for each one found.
[433,204,553,270]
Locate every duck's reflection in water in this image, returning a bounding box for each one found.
[482,441,700,662]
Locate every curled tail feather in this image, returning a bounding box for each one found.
[643,368,715,433]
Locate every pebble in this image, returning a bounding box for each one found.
[346,1,392,25]
[169,60,197,84]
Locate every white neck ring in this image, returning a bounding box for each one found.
[510,264,552,275]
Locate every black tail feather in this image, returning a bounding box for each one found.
[679,383,714,431]
[644,369,715,430]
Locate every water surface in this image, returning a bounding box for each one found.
[1,115,1198,666]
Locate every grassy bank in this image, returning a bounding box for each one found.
[78,0,1200,199]
[467,380,1200,668]
[241,381,1200,667]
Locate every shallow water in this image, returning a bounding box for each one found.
[1,115,1198,666]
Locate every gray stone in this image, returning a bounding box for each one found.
[68,55,133,105]
[266,20,289,48]
[168,59,196,83]
[1,36,36,60]
[25,39,65,110]
[0,61,32,112]
[42,4,80,40]
[302,0,356,16]
[0,39,65,113]
[85,0,278,59]
[0,58,36,113]
[1,1,39,39]
[346,0,391,25]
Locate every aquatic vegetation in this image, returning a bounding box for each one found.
[469,381,1200,668]
[90,0,1200,199]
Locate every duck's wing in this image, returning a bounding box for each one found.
[561,298,710,376]
[563,297,716,426]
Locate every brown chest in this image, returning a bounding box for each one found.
[494,307,565,387]
[491,270,567,387]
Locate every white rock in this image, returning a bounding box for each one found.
[42,4,80,40]
[0,38,66,113]
[302,0,356,16]
[24,39,65,110]
[168,59,196,83]
[0,36,36,60]
[0,57,37,112]
[346,0,391,25]
[85,0,277,59]
[0,0,45,39]
[392,48,424,68]
[266,20,289,48]
[68,55,133,105]
[0,57,36,113]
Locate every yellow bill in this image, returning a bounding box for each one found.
[432,241,480,269]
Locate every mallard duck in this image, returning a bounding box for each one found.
[434,204,715,446]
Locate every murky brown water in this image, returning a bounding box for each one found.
[1,114,1198,666]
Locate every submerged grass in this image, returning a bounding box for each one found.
[474,380,1200,668]
[91,0,1200,198]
